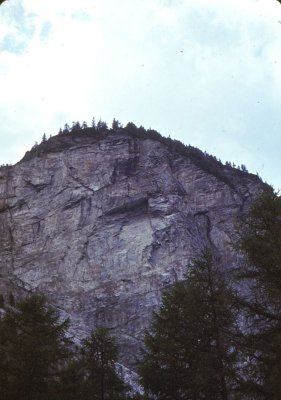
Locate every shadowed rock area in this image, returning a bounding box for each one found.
[0,128,264,368]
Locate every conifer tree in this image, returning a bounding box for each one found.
[80,327,126,400]
[71,121,81,131]
[96,119,108,132]
[0,294,71,400]
[58,359,84,400]
[138,250,239,400]
[125,122,138,133]
[112,118,122,130]
[235,188,281,398]
[240,164,248,172]
[62,123,70,134]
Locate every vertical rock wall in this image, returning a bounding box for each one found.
[0,133,263,366]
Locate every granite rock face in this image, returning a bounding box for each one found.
[0,131,263,367]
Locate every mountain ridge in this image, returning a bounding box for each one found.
[0,125,265,368]
[18,123,262,189]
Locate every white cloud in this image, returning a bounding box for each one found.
[0,0,281,188]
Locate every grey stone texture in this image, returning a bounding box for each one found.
[0,131,263,367]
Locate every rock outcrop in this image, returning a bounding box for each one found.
[0,128,264,367]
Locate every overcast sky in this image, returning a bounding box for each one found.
[1,0,281,188]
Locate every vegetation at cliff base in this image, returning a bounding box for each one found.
[137,189,281,399]
[1,189,281,399]
[234,188,281,399]
[0,295,128,400]
[79,328,126,400]
[0,294,70,400]
[138,250,240,400]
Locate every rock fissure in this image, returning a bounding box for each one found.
[0,132,265,368]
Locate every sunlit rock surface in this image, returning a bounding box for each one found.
[0,130,263,367]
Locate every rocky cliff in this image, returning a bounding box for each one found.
[0,127,264,367]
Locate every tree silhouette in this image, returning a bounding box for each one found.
[80,328,126,400]
[112,118,122,130]
[0,294,71,400]
[139,250,239,400]
[96,120,108,132]
[71,121,81,132]
[91,117,96,129]
[62,123,70,134]
[236,188,281,398]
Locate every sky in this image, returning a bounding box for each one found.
[0,0,281,189]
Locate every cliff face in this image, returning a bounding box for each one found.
[0,131,263,366]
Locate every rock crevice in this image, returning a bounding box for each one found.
[0,132,264,367]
